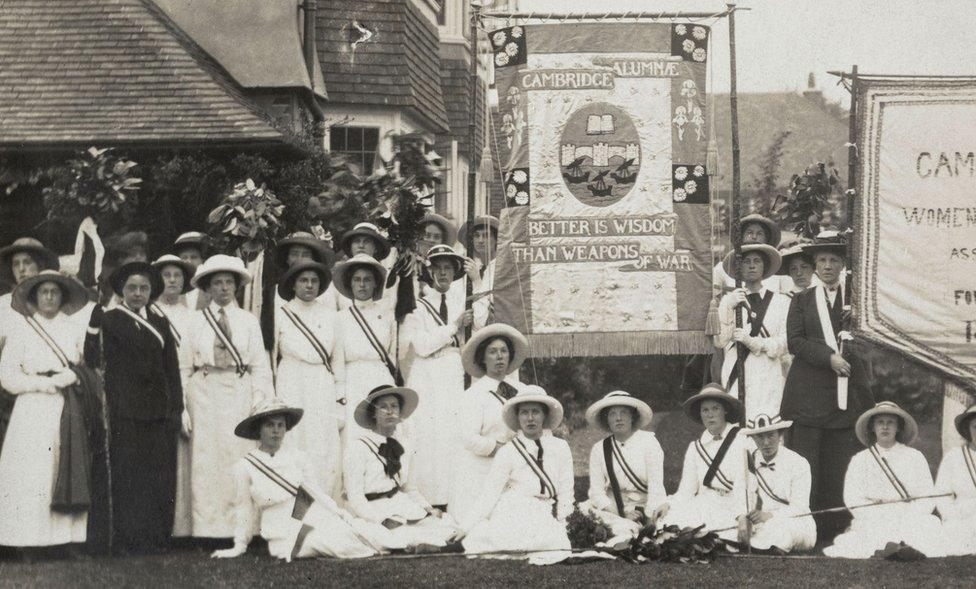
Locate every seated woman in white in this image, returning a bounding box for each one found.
[343,385,458,550]
[453,385,574,554]
[824,402,945,558]
[737,414,817,552]
[652,383,747,541]
[580,391,665,544]
[212,399,389,561]
[935,404,976,556]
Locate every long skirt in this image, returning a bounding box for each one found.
[342,360,393,446]
[941,507,976,556]
[748,512,817,552]
[262,501,388,560]
[187,369,256,538]
[579,500,643,543]
[109,416,177,552]
[823,505,946,558]
[661,489,739,541]
[172,435,192,537]
[277,357,342,499]
[462,492,570,554]
[449,450,493,526]
[0,391,87,546]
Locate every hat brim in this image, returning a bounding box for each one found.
[855,405,918,447]
[776,249,814,276]
[743,420,793,436]
[275,237,335,269]
[421,253,466,284]
[152,259,196,294]
[0,243,60,271]
[332,257,388,302]
[234,407,304,440]
[110,261,164,299]
[172,239,211,257]
[682,390,743,424]
[422,214,459,246]
[740,215,782,248]
[461,323,529,378]
[190,265,252,290]
[353,387,419,430]
[805,244,847,259]
[458,216,500,248]
[502,396,564,432]
[584,396,653,432]
[339,229,392,261]
[721,244,782,281]
[12,272,90,317]
[955,408,976,441]
[277,261,332,301]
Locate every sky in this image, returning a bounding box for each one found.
[485,0,976,107]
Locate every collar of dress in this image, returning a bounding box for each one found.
[699,422,733,444]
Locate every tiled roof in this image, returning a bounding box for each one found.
[0,0,290,149]
[315,0,448,133]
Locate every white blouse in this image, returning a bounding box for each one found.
[179,301,272,394]
[0,312,84,394]
[343,429,430,523]
[587,430,667,515]
[745,446,812,517]
[936,444,976,521]
[457,376,518,457]
[336,300,396,366]
[844,443,937,517]
[275,298,346,399]
[671,423,748,503]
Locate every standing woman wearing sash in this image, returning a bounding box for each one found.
[180,255,273,539]
[86,262,182,554]
[449,323,528,524]
[935,404,976,555]
[580,391,665,543]
[274,261,345,498]
[457,216,499,330]
[454,386,574,554]
[652,383,746,540]
[824,402,945,558]
[0,271,90,550]
[333,254,397,445]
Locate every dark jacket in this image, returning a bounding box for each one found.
[85,306,183,421]
[781,287,873,428]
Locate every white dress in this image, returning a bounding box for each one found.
[581,430,667,542]
[400,288,465,506]
[472,257,495,331]
[180,301,273,538]
[460,432,574,554]
[935,444,976,556]
[661,423,748,540]
[742,446,817,552]
[448,375,520,524]
[716,288,790,420]
[152,298,194,537]
[229,447,389,559]
[274,298,345,498]
[343,429,457,548]
[0,312,88,546]
[824,443,945,558]
[336,299,396,445]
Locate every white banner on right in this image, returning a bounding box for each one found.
[855,77,976,391]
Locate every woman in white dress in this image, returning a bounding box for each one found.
[936,404,976,555]
[274,261,345,498]
[580,391,666,543]
[212,399,388,560]
[333,254,397,445]
[180,255,273,538]
[344,385,458,550]
[150,254,195,538]
[449,323,528,523]
[458,216,498,330]
[824,402,945,558]
[0,271,90,549]
[454,385,574,554]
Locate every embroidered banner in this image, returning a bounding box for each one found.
[854,78,976,383]
[490,23,713,357]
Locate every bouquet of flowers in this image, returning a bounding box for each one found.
[610,522,731,564]
[565,508,614,549]
[207,179,284,258]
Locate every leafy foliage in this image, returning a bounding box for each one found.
[749,130,792,216]
[42,147,141,230]
[207,179,284,257]
[609,523,731,564]
[566,509,614,549]
[772,162,841,238]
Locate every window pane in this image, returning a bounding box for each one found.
[347,127,364,151]
[329,126,346,151]
[363,128,380,150]
[363,152,375,173]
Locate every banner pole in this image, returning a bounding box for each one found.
[463,3,480,383]
[727,3,747,421]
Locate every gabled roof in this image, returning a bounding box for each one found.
[0,0,291,150]
[315,0,448,133]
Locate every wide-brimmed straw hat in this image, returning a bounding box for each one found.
[421,213,458,246]
[721,243,782,281]
[501,385,564,432]
[422,244,465,283]
[855,401,919,447]
[151,254,196,294]
[776,242,814,276]
[354,384,420,429]
[742,414,793,436]
[332,254,387,302]
[585,391,653,432]
[172,231,212,256]
[278,261,331,300]
[12,270,89,316]
[275,232,335,268]
[461,323,529,378]
[234,398,304,440]
[338,222,391,261]
[0,237,60,273]
[739,213,782,248]
[682,382,743,424]
[954,404,976,442]
[458,215,500,248]
[805,229,847,259]
[110,261,164,299]
[190,254,252,290]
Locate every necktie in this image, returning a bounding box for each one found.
[534,439,545,495]
[439,293,448,323]
[760,461,775,471]
[213,307,234,368]
[712,435,723,441]
[746,292,762,326]
[378,437,405,479]
[497,381,518,400]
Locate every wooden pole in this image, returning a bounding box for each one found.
[844,65,858,314]
[463,3,480,387]
[727,4,747,414]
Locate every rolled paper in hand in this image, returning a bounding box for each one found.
[837,376,849,410]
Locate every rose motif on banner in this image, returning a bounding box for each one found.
[671,23,709,62]
[505,168,530,207]
[490,26,527,68]
[559,102,641,208]
[673,164,709,204]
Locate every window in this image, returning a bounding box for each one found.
[436,0,446,26]
[329,126,380,173]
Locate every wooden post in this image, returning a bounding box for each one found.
[463,4,480,387]
[844,66,858,316]
[727,4,747,414]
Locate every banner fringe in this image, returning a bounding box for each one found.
[526,331,710,358]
